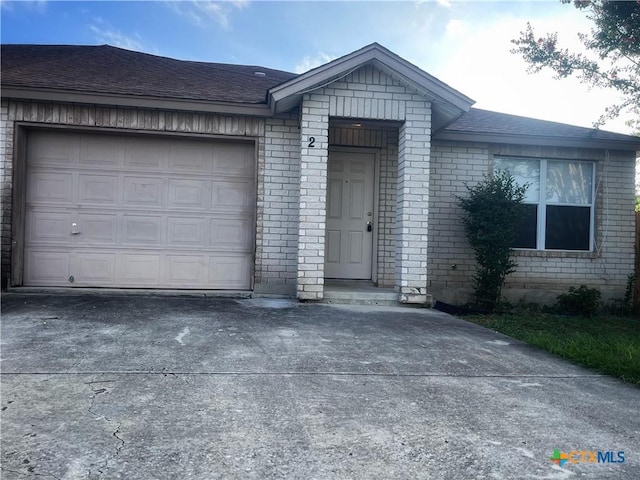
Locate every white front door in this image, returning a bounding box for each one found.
[325,151,375,279]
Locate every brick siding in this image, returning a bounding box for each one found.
[428,140,636,304]
[255,115,301,293]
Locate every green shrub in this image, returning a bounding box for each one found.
[457,170,528,311]
[556,285,602,317]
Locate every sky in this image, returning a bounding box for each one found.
[0,0,636,135]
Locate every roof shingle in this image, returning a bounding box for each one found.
[441,107,639,144]
[1,44,297,104]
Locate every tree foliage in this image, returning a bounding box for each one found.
[457,171,528,311]
[511,0,640,127]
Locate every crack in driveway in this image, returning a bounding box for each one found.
[85,380,126,480]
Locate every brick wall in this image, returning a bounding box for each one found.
[428,140,636,304]
[396,108,432,304]
[297,94,330,300]
[0,100,12,287]
[378,129,399,287]
[254,114,300,294]
[0,99,265,288]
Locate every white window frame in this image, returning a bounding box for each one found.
[496,157,596,252]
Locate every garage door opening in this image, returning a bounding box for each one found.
[21,130,256,289]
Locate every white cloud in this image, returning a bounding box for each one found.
[436,0,452,8]
[167,0,247,29]
[445,19,466,37]
[294,52,337,74]
[195,1,229,28]
[412,9,633,134]
[89,24,143,51]
[1,0,47,13]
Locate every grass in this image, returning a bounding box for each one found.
[466,313,640,386]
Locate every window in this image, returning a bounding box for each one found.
[494,157,595,251]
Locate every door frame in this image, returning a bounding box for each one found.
[326,146,380,283]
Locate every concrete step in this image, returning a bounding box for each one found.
[322,289,399,306]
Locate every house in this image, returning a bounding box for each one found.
[1,43,638,305]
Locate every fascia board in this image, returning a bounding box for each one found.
[434,130,640,153]
[1,87,273,117]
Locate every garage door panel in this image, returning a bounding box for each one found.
[125,139,169,170]
[75,214,118,245]
[25,251,70,284]
[24,131,255,289]
[212,180,253,212]
[73,253,116,284]
[209,255,251,288]
[78,174,119,205]
[27,212,72,244]
[117,254,160,285]
[124,176,164,207]
[213,143,254,175]
[165,255,206,285]
[210,218,252,250]
[28,171,74,204]
[167,217,207,247]
[79,136,123,167]
[169,142,213,173]
[29,132,78,166]
[123,215,162,245]
[168,179,208,209]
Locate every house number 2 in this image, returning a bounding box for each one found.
[308,137,315,148]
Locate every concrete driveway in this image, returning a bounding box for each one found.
[1,293,638,479]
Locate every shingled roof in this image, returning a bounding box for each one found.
[437,108,640,150]
[2,44,639,150]
[1,44,297,104]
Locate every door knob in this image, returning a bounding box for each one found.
[71,223,80,235]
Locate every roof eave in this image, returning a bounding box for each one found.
[434,130,640,153]
[1,86,273,117]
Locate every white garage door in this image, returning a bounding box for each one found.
[24,130,255,289]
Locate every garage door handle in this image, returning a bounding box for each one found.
[71,223,80,235]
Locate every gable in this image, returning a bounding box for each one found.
[268,43,474,130]
[315,65,422,122]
